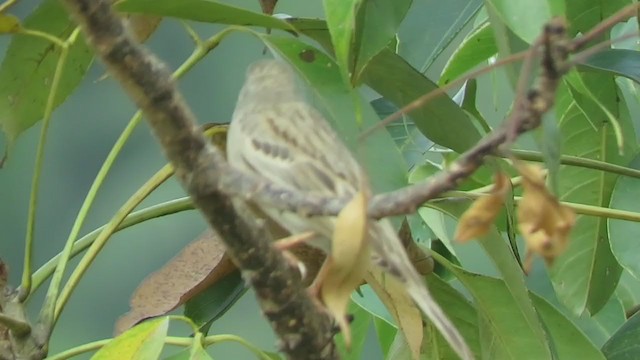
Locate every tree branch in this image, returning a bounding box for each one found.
[58,1,336,358]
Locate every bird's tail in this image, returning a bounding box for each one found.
[373,220,474,360]
[404,267,474,360]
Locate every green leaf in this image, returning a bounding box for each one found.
[424,275,481,358]
[429,201,552,357]
[386,331,415,360]
[385,275,480,359]
[373,316,396,357]
[370,97,434,168]
[616,270,640,313]
[484,3,530,87]
[0,0,93,147]
[261,35,408,193]
[565,0,631,37]
[294,19,482,153]
[430,238,461,281]
[361,49,482,153]
[351,0,412,82]
[484,0,564,43]
[409,163,462,259]
[336,301,372,359]
[263,352,284,360]
[397,0,482,71]
[602,311,640,359]
[322,0,359,79]
[439,266,552,358]
[460,79,492,133]
[352,285,393,325]
[580,49,640,85]
[92,317,169,360]
[0,14,20,33]
[527,264,625,347]
[322,0,412,83]
[565,71,625,154]
[581,298,627,347]
[555,1,639,313]
[551,74,636,314]
[116,0,294,30]
[537,114,563,195]
[184,271,247,333]
[440,22,497,85]
[370,98,414,148]
[532,295,605,359]
[608,153,640,279]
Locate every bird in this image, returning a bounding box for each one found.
[226,59,473,360]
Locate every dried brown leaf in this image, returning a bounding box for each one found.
[455,172,510,242]
[321,190,370,348]
[258,0,278,15]
[114,230,234,335]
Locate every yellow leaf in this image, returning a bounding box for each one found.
[321,190,371,348]
[455,172,509,242]
[515,162,575,272]
[365,269,422,360]
[93,318,168,360]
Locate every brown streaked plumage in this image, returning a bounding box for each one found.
[227,59,473,360]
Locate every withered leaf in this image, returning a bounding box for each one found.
[455,172,510,242]
[321,190,371,348]
[115,230,235,335]
[515,162,575,272]
[258,0,278,15]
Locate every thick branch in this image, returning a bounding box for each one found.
[59,1,336,358]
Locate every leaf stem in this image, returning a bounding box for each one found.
[19,28,80,302]
[510,149,640,178]
[46,333,274,360]
[17,28,66,47]
[0,0,18,13]
[51,165,174,323]
[27,197,193,295]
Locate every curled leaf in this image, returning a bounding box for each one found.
[515,162,575,272]
[321,190,371,348]
[455,172,510,242]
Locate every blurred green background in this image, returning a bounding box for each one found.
[0,0,493,358]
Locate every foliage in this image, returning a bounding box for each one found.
[1,0,640,359]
